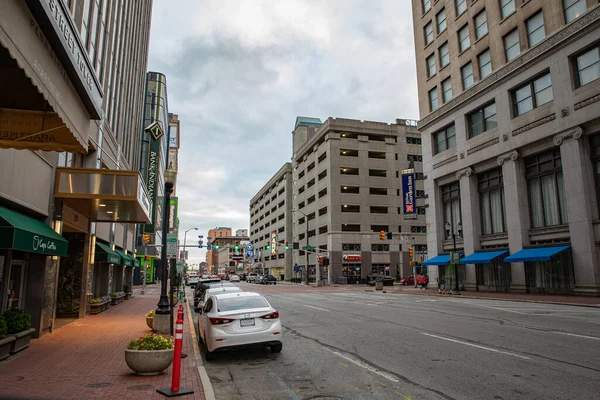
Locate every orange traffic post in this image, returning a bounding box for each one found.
[157,304,194,397]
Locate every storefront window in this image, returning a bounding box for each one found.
[342,264,361,284]
[525,250,574,293]
[476,262,511,288]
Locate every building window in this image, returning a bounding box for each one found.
[370,187,387,195]
[468,102,497,137]
[342,243,361,251]
[564,0,586,24]
[478,168,506,234]
[427,53,436,77]
[410,226,427,233]
[424,21,434,45]
[478,49,492,79]
[513,72,553,116]
[319,206,328,216]
[504,29,520,62]
[526,11,545,47]
[342,205,360,213]
[408,154,423,162]
[341,224,361,232]
[407,136,422,145]
[462,62,474,89]
[341,185,360,194]
[475,9,488,40]
[429,87,439,111]
[458,24,470,53]
[318,188,327,198]
[370,206,388,214]
[318,169,328,180]
[574,46,600,87]
[340,167,359,175]
[525,150,567,228]
[372,244,390,252]
[368,151,386,159]
[456,0,467,16]
[442,78,452,103]
[369,169,387,177]
[439,42,450,68]
[500,0,515,19]
[340,148,359,157]
[318,152,327,163]
[437,8,447,33]
[442,182,461,238]
[423,0,431,14]
[434,124,456,154]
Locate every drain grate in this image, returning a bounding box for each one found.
[128,384,154,391]
[85,382,113,388]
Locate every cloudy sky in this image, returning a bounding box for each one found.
[147,0,419,266]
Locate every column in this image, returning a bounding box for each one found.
[498,150,528,293]
[555,127,600,295]
[457,167,477,291]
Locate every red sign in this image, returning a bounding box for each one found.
[318,256,326,263]
[343,255,362,262]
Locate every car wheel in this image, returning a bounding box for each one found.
[270,343,283,353]
[274,282,276,285]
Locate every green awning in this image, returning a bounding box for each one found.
[114,248,134,266]
[133,257,140,267]
[95,241,121,264]
[0,206,68,257]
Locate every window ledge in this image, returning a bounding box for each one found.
[529,224,570,236]
[455,10,467,22]
[426,74,437,82]
[422,9,432,19]
[439,63,450,73]
[499,11,517,25]
[436,29,447,38]
[458,46,471,57]
[480,232,509,242]
[474,32,489,45]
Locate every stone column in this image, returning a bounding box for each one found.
[498,150,528,293]
[555,127,600,295]
[457,167,478,291]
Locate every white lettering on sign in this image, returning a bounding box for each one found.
[32,235,57,252]
[147,151,157,199]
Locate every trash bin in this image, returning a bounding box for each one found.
[375,281,384,290]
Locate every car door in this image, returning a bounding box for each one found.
[198,298,213,341]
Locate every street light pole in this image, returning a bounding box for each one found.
[156,170,176,315]
[183,228,198,261]
[445,221,462,292]
[293,209,310,285]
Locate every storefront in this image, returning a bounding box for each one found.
[93,241,121,298]
[460,250,511,292]
[423,254,466,290]
[114,248,134,293]
[134,255,156,285]
[0,206,68,336]
[341,254,362,284]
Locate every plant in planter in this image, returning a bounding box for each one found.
[2,308,35,355]
[124,334,174,375]
[123,285,131,300]
[0,315,15,361]
[145,310,155,330]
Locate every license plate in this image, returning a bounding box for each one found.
[240,318,255,327]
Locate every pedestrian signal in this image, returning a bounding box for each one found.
[379,231,385,240]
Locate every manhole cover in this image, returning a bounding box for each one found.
[85,382,113,388]
[128,384,154,390]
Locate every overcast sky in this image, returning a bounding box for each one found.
[147,0,419,266]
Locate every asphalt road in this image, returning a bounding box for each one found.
[193,283,600,400]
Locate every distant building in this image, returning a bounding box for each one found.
[206,227,232,270]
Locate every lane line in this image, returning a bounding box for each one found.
[328,349,400,383]
[448,300,527,315]
[303,304,329,312]
[553,331,600,341]
[421,332,530,360]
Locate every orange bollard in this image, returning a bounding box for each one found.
[157,304,194,397]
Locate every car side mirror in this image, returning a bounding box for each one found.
[195,307,201,313]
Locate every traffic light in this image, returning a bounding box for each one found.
[234,241,240,251]
[409,247,414,259]
[265,241,270,250]
[379,231,385,240]
[143,233,151,243]
[387,232,393,240]
[285,241,289,250]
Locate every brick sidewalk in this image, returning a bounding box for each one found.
[0,286,205,400]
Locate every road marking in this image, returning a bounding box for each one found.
[421,332,530,360]
[303,304,329,311]
[396,391,413,400]
[450,300,527,315]
[328,349,400,383]
[553,331,600,341]
[339,362,348,367]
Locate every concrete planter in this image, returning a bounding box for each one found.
[146,317,154,330]
[124,348,173,375]
[9,328,36,354]
[0,336,16,361]
[125,293,131,300]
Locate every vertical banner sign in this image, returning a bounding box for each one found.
[271,231,277,256]
[168,197,178,231]
[167,233,177,258]
[144,121,165,233]
[402,170,417,219]
[246,242,254,259]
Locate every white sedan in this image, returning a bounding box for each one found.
[197,291,282,360]
[229,275,240,282]
[196,286,241,311]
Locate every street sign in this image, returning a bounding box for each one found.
[167,233,177,258]
[176,262,183,273]
[302,245,315,251]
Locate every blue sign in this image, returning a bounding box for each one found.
[402,171,416,217]
[246,243,254,258]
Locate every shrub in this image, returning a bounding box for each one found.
[0,316,7,339]
[145,310,155,318]
[123,284,131,293]
[3,308,31,334]
[128,334,173,350]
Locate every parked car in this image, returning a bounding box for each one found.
[246,273,259,283]
[220,274,230,281]
[193,279,222,307]
[187,274,200,287]
[400,274,429,286]
[366,274,395,286]
[239,274,247,281]
[229,275,240,282]
[261,275,277,285]
[255,275,265,284]
[195,286,241,311]
[197,291,282,360]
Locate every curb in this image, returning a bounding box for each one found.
[388,290,600,308]
[184,297,216,400]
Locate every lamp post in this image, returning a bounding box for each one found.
[293,209,310,285]
[156,169,177,315]
[183,228,198,260]
[445,221,462,292]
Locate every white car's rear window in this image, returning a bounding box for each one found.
[217,297,269,312]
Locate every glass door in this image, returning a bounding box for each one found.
[6,261,25,310]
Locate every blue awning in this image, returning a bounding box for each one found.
[460,250,508,264]
[504,246,570,263]
[422,254,450,266]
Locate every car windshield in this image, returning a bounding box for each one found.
[217,296,270,312]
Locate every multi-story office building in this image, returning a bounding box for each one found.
[412,0,600,295]
[206,227,232,269]
[0,0,153,336]
[251,117,426,283]
[249,163,294,280]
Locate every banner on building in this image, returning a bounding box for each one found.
[401,169,417,219]
[271,231,277,256]
[168,197,178,231]
[143,121,165,233]
[246,242,254,258]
